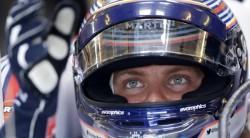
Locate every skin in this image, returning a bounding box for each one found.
[241,127,250,138]
[112,65,204,103]
[112,64,250,137]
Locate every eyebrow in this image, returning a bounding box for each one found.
[114,65,203,77]
[114,69,145,77]
[166,66,201,74]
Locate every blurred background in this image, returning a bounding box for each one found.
[225,0,250,45]
[0,0,249,57]
[0,0,58,57]
[0,1,13,57]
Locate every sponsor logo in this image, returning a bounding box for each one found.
[125,20,175,31]
[147,111,167,115]
[4,106,13,113]
[4,101,14,120]
[129,131,142,138]
[206,127,218,135]
[198,121,219,138]
[101,110,124,116]
[180,104,206,112]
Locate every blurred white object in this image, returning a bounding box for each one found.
[225,0,250,79]
[225,0,250,132]
[225,0,250,46]
[0,55,4,127]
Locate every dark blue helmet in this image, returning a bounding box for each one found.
[73,0,248,137]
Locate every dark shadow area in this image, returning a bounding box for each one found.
[0,1,13,56]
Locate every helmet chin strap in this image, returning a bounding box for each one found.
[219,80,250,138]
[109,73,115,94]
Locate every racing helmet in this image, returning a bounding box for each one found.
[73,0,248,137]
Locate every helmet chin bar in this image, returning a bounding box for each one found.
[219,80,250,138]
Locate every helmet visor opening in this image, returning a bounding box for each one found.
[80,19,236,78]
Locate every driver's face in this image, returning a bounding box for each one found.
[112,65,204,103]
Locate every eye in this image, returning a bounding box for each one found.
[168,75,189,86]
[126,80,143,89]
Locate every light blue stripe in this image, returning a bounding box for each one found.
[208,0,221,9]
[203,0,216,5]
[221,11,233,22]
[218,7,230,18]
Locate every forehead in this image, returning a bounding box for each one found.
[114,65,202,75]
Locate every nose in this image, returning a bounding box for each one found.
[143,87,182,102]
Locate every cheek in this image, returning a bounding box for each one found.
[113,84,148,103]
[190,77,203,90]
[165,77,203,96]
[161,88,186,100]
[165,93,183,101]
[122,94,147,103]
